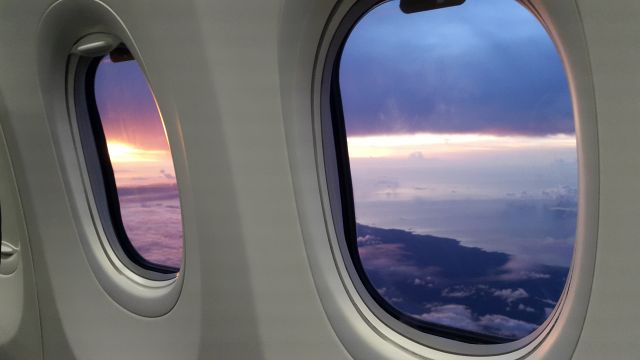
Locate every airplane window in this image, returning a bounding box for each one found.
[80,46,183,274]
[330,0,577,343]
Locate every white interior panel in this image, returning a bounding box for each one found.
[0,0,639,358]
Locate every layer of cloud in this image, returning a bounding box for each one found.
[416,304,538,339]
[493,288,529,303]
[476,314,538,339]
[442,286,475,298]
[340,0,573,136]
[417,304,480,332]
[119,185,183,268]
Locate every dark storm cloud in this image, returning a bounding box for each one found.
[339,0,574,136]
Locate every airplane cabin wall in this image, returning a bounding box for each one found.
[0,0,638,359]
[569,1,640,357]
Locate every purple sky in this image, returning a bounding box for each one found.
[340,0,573,136]
[94,55,183,268]
[95,57,170,150]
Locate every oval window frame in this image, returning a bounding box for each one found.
[37,0,187,317]
[72,36,182,280]
[314,0,599,356]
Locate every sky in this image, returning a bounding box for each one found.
[339,0,577,259]
[339,0,578,340]
[340,0,573,136]
[94,56,183,268]
[94,57,177,187]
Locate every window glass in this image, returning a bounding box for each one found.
[93,54,183,270]
[336,0,576,342]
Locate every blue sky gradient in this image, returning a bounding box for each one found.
[340,0,573,136]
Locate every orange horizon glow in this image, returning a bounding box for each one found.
[346,132,576,159]
[106,141,176,187]
[107,142,168,163]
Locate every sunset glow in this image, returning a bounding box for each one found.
[347,132,576,159]
[93,53,184,269]
[107,142,167,163]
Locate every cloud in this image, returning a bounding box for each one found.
[498,270,551,281]
[442,286,475,298]
[118,183,181,203]
[493,288,529,303]
[495,257,565,280]
[415,304,538,339]
[356,234,381,245]
[476,314,538,339]
[518,304,535,313]
[538,298,558,306]
[408,151,425,160]
[373,179,401,198]
[160,169,176,180]
[541,185,578,202]
[417,304,480,333]
[358,243,432,277]
[340,0,573,137]
[521,272,551,280]
[119,190,183,268]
